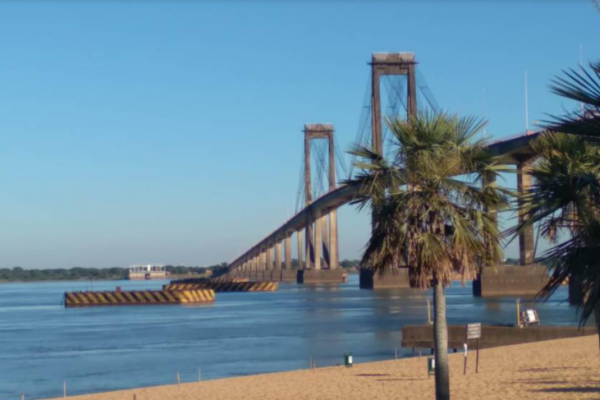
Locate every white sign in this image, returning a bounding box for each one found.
[466,323,482,340]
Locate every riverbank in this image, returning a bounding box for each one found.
[47,335,599,400]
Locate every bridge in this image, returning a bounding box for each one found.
[227,52,548,297]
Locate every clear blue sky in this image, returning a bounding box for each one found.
[1,1,598,269]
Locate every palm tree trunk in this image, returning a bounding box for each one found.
[433,279,450,400]
[595,302,600,363]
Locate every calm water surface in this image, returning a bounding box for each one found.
[0,275,579,400]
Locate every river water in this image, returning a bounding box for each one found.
[0,275,580,400]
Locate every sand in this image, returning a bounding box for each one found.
[48,335,600,400]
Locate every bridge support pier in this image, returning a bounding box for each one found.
[297,229,303,271]
[359,267,411,289]
[314,209,322,270]
[329,209,339,270]
[280,234,296,282]
[474,159,548,297]
[298,268,345,284]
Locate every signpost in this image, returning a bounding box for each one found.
[465,323,482,374]
[427,356,435,377]
[520,309,540,327]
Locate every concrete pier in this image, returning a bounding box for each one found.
[280,269,298,283]
[298,269,345,284]
[473,264,548,297]
[474,158,550,298]
[359,267,411,289]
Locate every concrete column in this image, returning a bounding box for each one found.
[407,63,417,119]
[275,240,282,269]
[305,219,313,269]
[266,245,273,270]
[479,170,498,269]
[329,209,339,269]
[297,229,303,270]
[285,235,292,270]
[304,130,312,205]
[259,250,266,270]
[371,68,383,154]
[517,160,535,265]
[314,209,322,270]
[321,213,330,268]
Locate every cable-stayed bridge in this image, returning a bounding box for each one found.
[227,53,548,297]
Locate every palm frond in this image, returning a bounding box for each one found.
[348,112,510,289]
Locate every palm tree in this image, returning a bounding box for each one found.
[510,60,600,333]
[345,112,510,400]
[511,135,600,329]
[550,61,600,137]
[507,59,600,361]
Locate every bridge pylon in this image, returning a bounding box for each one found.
[360,53,418,290]
[298,124,344,284]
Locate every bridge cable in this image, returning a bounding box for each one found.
[348,72,373,178]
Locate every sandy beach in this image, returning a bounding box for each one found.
[46,335,600,400]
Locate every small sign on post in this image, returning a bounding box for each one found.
[427,356,435,377]
[465,323,482,374]
[466,323,482,340]
[344,353,353,367]
[520,309,540,327]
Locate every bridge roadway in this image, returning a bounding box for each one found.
[228,130,542,284]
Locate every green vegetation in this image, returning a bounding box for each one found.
[340,259,361,269]
[345,112,510,400]
[513,61,600,328]
[0,263,229,282]
[0,260,362,282]
[0,267,127,282]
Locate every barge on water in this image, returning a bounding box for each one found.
[64,288,214,307]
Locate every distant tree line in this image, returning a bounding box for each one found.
[0,259,365,282]
[0,267,128,282]
[0,263,229,282]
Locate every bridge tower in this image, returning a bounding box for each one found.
[370,52,417,154]
[360,53,418,289]
[298,124,344,284]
